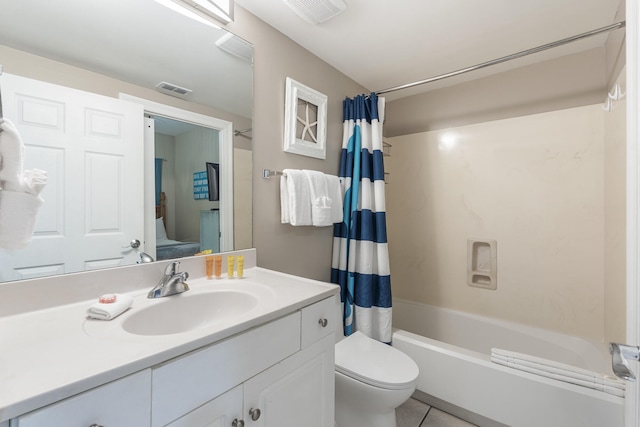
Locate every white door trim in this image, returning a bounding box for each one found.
[627,0,639,425]
[119,93,234,253]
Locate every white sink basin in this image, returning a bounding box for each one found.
[122,290,259,336]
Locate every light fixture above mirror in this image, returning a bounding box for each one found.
[156,0,234,26]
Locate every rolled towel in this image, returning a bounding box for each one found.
[0,190,44,250]
[23,168,48,196]
[0,119,48,195]
[0,119,26,192]
[87,294,134,320]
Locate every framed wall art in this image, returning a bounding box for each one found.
[283,77,327,159]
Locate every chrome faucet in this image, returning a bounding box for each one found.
[148,261,190,298]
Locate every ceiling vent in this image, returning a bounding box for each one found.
[216,33,253,62]
[282,0,347,25]
[155,81,193,98]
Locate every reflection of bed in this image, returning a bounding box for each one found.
[155,192,200,260]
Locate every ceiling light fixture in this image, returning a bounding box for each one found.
[155,0,233,26]
[215,33,253,62]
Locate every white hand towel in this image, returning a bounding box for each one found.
[280,174,290,223]
[0,119,26,192]
[282,169,312,226]
[87,294,134,320]
[303,170,333,227]
[0,190,44,250]
[326,174,344,224]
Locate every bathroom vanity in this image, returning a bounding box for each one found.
[0,251,338,426]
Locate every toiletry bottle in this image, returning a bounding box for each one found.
[205,255,214,279]
[227,255,235,279]
[214,255,222,278]
[237,255,244,279]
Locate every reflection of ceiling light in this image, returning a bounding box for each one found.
[438,132,458,151]
[283,0,347,25]
[216,33,253,62]
[154,0,233,27]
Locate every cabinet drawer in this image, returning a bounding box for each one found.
[152,312,301,427]
[15,370,152,427]
[301,296,337,349]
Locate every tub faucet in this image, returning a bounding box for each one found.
[148,261,190,298]
[609,342,640,381]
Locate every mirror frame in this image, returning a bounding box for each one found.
[120,94,235,254]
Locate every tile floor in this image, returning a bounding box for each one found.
[396,398,477,427]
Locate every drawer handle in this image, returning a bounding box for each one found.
[318,318,328,327]
[249,408,261,421]
[89,425,104,427]
[232,419,245,427]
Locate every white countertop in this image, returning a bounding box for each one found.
[0,266,338,422]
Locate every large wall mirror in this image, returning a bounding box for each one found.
[0,0,253,283]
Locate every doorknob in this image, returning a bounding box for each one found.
[123,239,142,249]
[609,342,640,381]
[249,408,261,421]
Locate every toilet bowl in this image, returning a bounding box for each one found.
[334,330,419,427]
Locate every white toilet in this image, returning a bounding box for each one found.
[334,326,419,427]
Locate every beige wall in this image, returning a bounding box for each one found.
[387,102,626,342]
[154,134,177,238]
[174,128,219,243]
[227,8,368,281]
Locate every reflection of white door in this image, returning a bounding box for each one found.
[0,73,144,281]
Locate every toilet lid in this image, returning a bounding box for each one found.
[335,331,419,390]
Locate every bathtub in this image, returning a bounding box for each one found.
[391,298,625,427]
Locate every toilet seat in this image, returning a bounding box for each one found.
[335,331,419,390]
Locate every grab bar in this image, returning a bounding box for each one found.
[609,342,639,381]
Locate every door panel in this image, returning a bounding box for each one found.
[0,73,144,281]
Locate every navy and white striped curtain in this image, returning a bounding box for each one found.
[331,93,392,343]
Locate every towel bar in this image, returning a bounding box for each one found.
[263,169,286,179]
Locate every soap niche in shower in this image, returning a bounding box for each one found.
[467,239,497,290]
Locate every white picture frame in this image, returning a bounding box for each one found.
[283,77,327,159]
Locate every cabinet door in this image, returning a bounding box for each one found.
[166,385,243,427]
[243,333,335,427]
[15,370,151,427]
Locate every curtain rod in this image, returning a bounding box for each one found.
[376,21,626,95]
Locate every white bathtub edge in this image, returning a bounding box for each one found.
[392,328,624,427]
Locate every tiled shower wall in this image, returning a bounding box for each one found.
[387,100,625,343]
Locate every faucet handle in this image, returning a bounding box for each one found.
[164,261,181,276]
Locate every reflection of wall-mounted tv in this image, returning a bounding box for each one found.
[206,162,220,201]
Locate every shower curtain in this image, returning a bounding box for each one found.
[331,92,392,343]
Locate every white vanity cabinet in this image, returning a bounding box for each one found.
[155,296,336,427]
[13,370,152,427]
